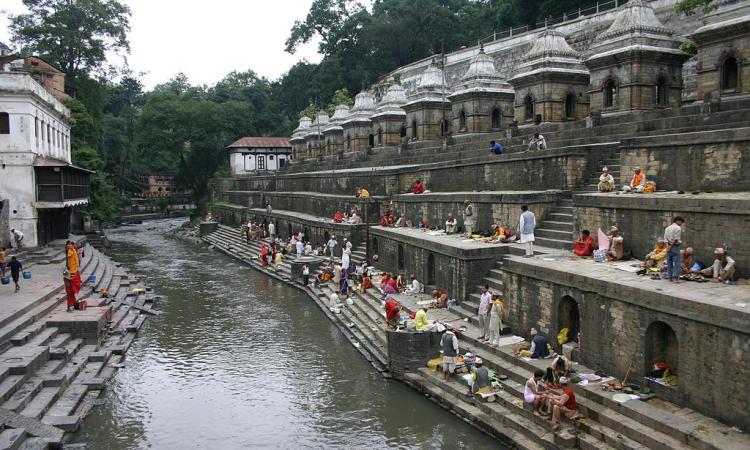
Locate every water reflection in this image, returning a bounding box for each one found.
[71,219,501,449]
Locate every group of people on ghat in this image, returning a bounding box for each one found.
[487,132,547,156]
[572,215,737,283]
[0,247,23,292]
[597,166,655,193]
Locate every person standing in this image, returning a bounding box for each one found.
[519,205,536,257]
[463,201,475,236]
[478,285,492,341]
[65,241,82,297]
[441,329,459,381]
[326,235,338,261]
[10,229,24,249]
[0,247,6,277]
[488,295,504,347]
[9,256,22,292]
[63,269,77,311]
[301,264,310,287]
[664,216,685,283]
[268,222,276,241]
[295,239,304,259]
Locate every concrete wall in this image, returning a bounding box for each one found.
[574,193,750,277]
[502,258,750,430]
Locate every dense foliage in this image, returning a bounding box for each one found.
[8,0,608,218]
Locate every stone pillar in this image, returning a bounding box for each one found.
[386,329,442,378]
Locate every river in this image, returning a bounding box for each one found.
[71,219,501,449]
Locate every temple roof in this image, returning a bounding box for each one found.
[509,30,589,85]
[324,104,350,132]
[290,116,312,141]
[342,91,376,125]
[373,84,407,117]
[585,0,686,64]
[449,47,513,98]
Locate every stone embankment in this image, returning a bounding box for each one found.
[199,223,750,450]
[0,241,157,449]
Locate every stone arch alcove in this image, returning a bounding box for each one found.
[324,231,330,244]
[644,321,679,378]
[557,295,580,344]
[604,78,617,108]
[655,76,668,107]
[426,253,435,286]
[722,55,739,91]
[372,237,379,258]
[491,107,501,130]
[411,118,418,138]
[458,110,467,132]
[303,227,310,242]
[397,244,405,271]
[524,94,534,121]
[564,93,576,119]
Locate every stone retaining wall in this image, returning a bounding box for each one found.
[391,191,561,233]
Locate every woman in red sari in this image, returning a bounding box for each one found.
[573,230,595,257]
[63,270,76,311]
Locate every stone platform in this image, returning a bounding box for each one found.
[574,191,750,277]
[502,252,750,430]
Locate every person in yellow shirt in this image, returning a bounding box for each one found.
[414,306,435,332]
[66,241,79,274]
[0,247,6,276]
[356,186,370,198]
[643,238,668,268]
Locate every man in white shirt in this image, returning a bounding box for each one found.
[478,285,492,341]
[405,274,422,296]
[326,236,338,260]
[296,240,304,259]
[663,216,685,283]
[11,229,24,249]
[519,205,536,257]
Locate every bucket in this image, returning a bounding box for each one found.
[87,275,96,284]
[1,276,9,285]
[22,272,31,280]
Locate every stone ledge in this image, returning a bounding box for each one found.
[248,208,369,230]
[393,190,564,204]
[573,192,750,214]
[371,226,511,260]
[502,255,750,334]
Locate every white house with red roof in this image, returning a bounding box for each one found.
[226,137,292,175]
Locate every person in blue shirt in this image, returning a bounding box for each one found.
[488,140,504,155]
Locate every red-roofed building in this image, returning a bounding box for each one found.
[227,136,292,176]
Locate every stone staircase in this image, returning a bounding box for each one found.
[579,151,623,193]
[0,243,155,448]
[200,223,750,450]
[534,196,575,250]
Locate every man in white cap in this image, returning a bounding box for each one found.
[550,377,578,431]
[622,166,646,193]
[467,357,492,397]
[699,248,736,283]
[10,228,24,249]
[606,226,624,261]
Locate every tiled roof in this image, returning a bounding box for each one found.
[227,137,291,149]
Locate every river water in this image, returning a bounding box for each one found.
[71,219,500,449]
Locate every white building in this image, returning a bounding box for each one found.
[0,57,90,248]
[227,137,292,175]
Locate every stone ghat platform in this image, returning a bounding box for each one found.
[502,253,750,431]
[198,224,750,450]
[0,241,156,448]
[574,191,750,277]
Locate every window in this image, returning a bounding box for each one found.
[269,155,274,160]
[400,124,407,138]
[257,155,266,170]
[35,117,39,138]
[524,95,534,120]
[491,108,501,130]
[565,93,576,119]
[326,138,331,153]
[41,121,45,141]
[604,79,616,108]
[722,57,739,91]
[655,77,668,107]
[0,112,9,134]
[346,134,351,150]
[458,110,466,132]
[441,119,450,136]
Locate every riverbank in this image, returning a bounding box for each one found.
[196,223,750,450]
[0,238,156,448]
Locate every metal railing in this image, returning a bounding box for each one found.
[478,0,622,46]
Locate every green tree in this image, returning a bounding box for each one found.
[326,88,354,115]
[675,0,715,15]
[8,0,131,78]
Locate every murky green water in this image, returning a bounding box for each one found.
[71,219,501,449]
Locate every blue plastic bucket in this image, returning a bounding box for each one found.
[22,272,31,280]
[1,276,9,285]
[87,275,96,284]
